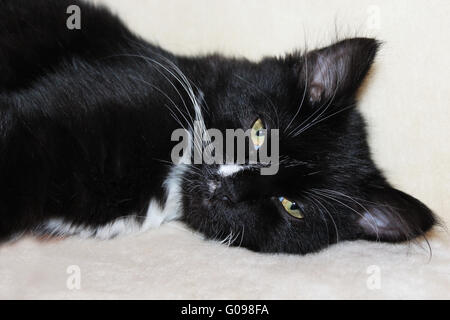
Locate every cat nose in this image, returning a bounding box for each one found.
[212,180,241,203]
[219,194,233,202]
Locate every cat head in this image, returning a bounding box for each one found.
[178,38,436,254]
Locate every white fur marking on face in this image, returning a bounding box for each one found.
[218,164,245,177]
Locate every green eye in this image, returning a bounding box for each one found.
[251,118,265,150]
[279,197,304,219]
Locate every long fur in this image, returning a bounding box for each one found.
[0,0,436,254]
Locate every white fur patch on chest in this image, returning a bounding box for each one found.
[141,131,192,231]
[37,83,200,239]
[141,163,187,230]
[37,157,189,239]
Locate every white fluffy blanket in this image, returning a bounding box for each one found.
[1,0,449,299]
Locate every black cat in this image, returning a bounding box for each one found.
[0,0,436,253]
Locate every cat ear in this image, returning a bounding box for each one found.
[356,187,436,242]
[300,38,380,104]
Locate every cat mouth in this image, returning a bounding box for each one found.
[202,197,213,208]
[201,190,227,208]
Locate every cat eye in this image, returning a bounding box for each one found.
[250,118,265,150]
[279,197,304,219]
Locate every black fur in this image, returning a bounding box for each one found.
[0,0,436,254]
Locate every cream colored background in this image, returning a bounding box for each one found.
[1,0,449,299]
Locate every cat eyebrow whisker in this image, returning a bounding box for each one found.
[117,53,194,124]
[131,77,192,133]
[233,74,280,129]
[285,52,309,134]
[277,156,310,168]
[289,77,341,138]
[150,58,207,163]
[294,103,356,137]
[120,53,205,160]
[113,52,217,174]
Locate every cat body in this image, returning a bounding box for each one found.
[0,0,435,253]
